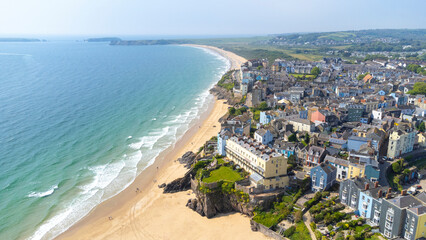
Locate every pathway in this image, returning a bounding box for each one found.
[303,212,317,240]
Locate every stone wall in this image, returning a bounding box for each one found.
[250,220,285,240]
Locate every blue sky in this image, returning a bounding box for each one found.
[0,0,424,36]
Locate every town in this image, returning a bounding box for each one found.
[176,54,426,240]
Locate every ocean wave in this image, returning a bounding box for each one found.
[129,126,170,150]
[27,185,58,198]
[0,52,32,57]
[192,46,231,71]
[26,45,226,240]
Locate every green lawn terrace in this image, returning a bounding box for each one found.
[203,166,244,183]
[194,155,249,197]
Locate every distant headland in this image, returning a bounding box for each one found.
[85,37,122,42]
[0,38,42,42]
[110,39,189,46]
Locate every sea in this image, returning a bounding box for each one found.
[0,41,229,240]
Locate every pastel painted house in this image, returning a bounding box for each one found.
[254,129,274,145]
[325,155,349,180]
[310,163,337,192]
[259,111,274,125]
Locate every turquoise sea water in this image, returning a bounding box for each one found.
[0,42,229,240]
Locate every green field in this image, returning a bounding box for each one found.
[202,166,243,183]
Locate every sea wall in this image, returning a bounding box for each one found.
[250,220,285,240]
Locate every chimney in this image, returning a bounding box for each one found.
[374,181,379,188]
[386,193,391,199]
[365,183,370,190]
[388,188,392,194]
[401,190,407,196]
[378,189,382,198]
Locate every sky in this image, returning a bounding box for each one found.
[0,0,425,37]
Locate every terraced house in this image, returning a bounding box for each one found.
[223,136,289,190]
[340,178,426,240]
[387,123,416,159]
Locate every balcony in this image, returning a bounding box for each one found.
[385,222,393,230]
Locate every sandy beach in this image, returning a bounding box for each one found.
[57,46,271,240]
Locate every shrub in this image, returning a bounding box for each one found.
[294,210,303,223]
[283,226,296,237]
[392,161,403,173]
[314,230,323,239]
[310,222,316,230]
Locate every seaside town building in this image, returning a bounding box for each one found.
[310,162,337,192]
[222,136,289,190]
[340,178,426,240]
[387,123,416,158]
[217,55,426,239]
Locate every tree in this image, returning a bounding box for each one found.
[228,107,236,115]
[311,66,321,76]
[407,82,426,95]
[392,159,404,174]
[288,133,298,142]
[418,121,425,132]
[392,161,402,174]
[258,101,268,111]
[288,154,297,165]
[294,210,303,223]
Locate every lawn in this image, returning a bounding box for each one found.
[289,222,311,240]
[202,166,243,183]
[289,73,316,78]
[366,233,384,240]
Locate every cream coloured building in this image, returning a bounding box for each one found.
[288,118,315,133]
[225,136,289,190]
[387,124,416,159]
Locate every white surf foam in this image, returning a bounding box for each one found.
[30,45,229,240]
[27,185,58,198]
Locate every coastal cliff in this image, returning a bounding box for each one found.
[186,178,253,218]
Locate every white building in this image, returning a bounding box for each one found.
[254,129,274,145]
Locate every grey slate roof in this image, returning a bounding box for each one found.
[387,195,423,209]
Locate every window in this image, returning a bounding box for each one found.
[384,229,391,238]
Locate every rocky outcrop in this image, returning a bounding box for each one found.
[162,151,196,193]
[178,151,196,169]
[209,86,240,105]
[186,180,253,218]
[163,170,192,193]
